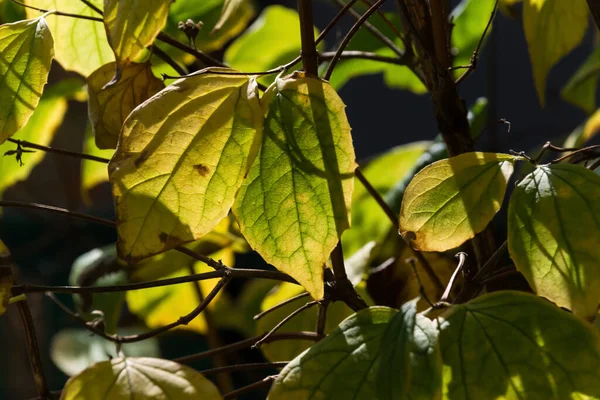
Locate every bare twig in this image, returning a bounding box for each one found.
[223,375,277,400]
[199,362,289,376]
[253,291,310,320]
[298,0,319,76]
[315,301,329,337]
[9,0,102,21]
[7,138,110,164]
[252,301,319,348]
[440,252,467,303]
[355,167,398,229]
[17,300,50,399]
[319,51,407,65]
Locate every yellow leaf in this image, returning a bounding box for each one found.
[25,0,114,77]
[0,16,53,144]
[523,0,588,106]
[400,152,518,252]
[126,247,233,334]
[213,0,246,34]
[104,0,170,66]
[233,73,356,300]
[61,357,222,399]
[109,70,262,262]
[87,62,164,149]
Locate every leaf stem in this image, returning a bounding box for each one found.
[324,0,388,80]
[17,300,50,399]
[355,167,398,229]
[252,301,320,348]
[253,291,310,320]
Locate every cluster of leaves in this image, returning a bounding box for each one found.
[1,0,600,399]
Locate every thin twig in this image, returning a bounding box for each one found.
[551,145,600,164]
[175,332,320,364]
[324,0,387,80]
[223,375,277,400]
[17,300,50,399]
[47,276,230,344]
[440,252,467,303]
[407,257,435,308]
[152,46,187,76]
[355,167,398,229]
[78,0,102,14]
[9,0,103,21]
[315,301,329,337]
[319,51,407,65]
[7,138,110,164]
[472,240,508,284]
[455,0,499,85]
[253,291,310,320]
[199,362,289,376]
[252,301,319,348]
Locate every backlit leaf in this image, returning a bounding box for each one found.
[51,328,160,376]
[450,0,496,71]
[213,0,245,34]
[109,71,262,262]
[61,357,222,400]
[0,240,13,318]
[256,282,362,362]
[233,73,356,300]
[87,61,164,149]
[0,16,53,144]
[165,0,254,54]
[562,46,600,115]
[408,315,443,400]
[508,163,600,318]
[25,0,114,77]
[126,248,233,335]
[225,6,319,86]
[399,152,518,252]
[523,0,588,106]
[439,291,600,399]
[104,0,170,66]
[564,108,600,148]
[0,82,69,205]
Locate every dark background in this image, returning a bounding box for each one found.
[0,0,596,398]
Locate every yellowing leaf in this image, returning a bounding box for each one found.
[0,84,68,204]
[233,73,356,300]
[440,291,600,399]
[104,0,170,66]
[0,16,53,144]
[0,240,13,318]
[61,357,222,400]
[213,0,245,34]
[399,152,518,252]
[87,61,164,149]
[126,248,233,334]
[25,0,114,77]
[81,124,113,204]
[523,0,588,106]
[508,164,600,318]
[109,71,262,262]
[564,108,600,148]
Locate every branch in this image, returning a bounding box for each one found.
[199,361,289,376]
[253,291,310,320]
[586,0,600,33]
[6,138,110,164]
[47,276,230,344]
[319,50,408,65]
[17,300,50,399]
[298,0,319,75]
[430,0,451,69]
[252,301,319,348]
[355,168,398,228]
[9,0,102,21]
[174,331,321,364]
[223,376,277,400]
[324,0,388,80]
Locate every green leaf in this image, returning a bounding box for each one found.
[523,0,588,106]
[212,0,245,34]
[508,163,600,318]
[408,315,443,400]
[50,328,160,376]
[165,0,254,54]
[87,61,164,149]
[109,71,262,262]
[562,46,600,115]
[439,291,600,399]
[0,83,69,205]
[25,0,114,77]
[104,0,170,66]
[126,248,233,335]
[376,299,417,400]
[0,0,26,23]
[0,240,13,318]
[81,124,113,204]
[450,0,496,71]
[69,245,127,334]
[224,6,318,86]
[233,74,356,300]
[268,306,395,399]
[564,109,600,149]
[0,16,53,144]
[61,357,222,399]
[343,142,429,259]
[256,282,359,362]
[399,152,518,252]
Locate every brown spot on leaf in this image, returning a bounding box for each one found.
[134,150,148,167]
[193,164,210,177]
[159,232,169,243]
